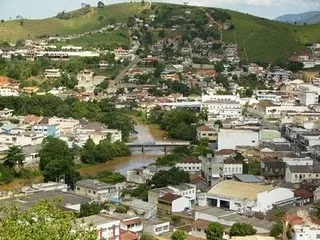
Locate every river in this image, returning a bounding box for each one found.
[79,123,168,175]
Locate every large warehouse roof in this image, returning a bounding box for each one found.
[207,180,274,201]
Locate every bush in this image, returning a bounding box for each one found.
[270,222,282,237]
[0,165,14,184]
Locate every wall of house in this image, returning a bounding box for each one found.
[256,188,294,213]
[191,228,207,239]
[96,220,120,240]
[223,163,243,177]
[172,197,191,212]
[218,130,259,150]
[144,222,170,235]
[176,162,202,172]
[291,226,320,240]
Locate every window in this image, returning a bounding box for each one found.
[77,187,80,191]
[88,190,91,193]
[93,191,96,194]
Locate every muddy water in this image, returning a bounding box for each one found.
[79,124,168,175]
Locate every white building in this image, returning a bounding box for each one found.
[114,48,132,60]
[158,193,191,212]
[217,129,259,150]
[0,132,44,147]
[44,69,61,79]
[143,220,170,236]
[283,211,320,240]
[0,87,19,97]
[148,183,196,205]
[285,165,320,184]
[48,117,80,133]
[201,180,295,214]
[75,215,120,240]
[176,157,202,173]
[75,179,119,202]
[202,100,242,120]
[299,84,320,107]
[0,108,14,118]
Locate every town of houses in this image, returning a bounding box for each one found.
[1,14,320,240]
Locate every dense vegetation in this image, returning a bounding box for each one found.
[0,95,135,140]
[81,138,130,164]
[0,200,97,239]
[148,108,204,141]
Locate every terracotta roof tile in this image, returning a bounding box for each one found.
[183,157,201,164]
[120,231,139,240]
[294,189,313,199]
[215,149,234,155]
[158,193,181,203]
[123,218,141,225]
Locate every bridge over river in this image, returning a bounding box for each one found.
[126,141,190,153]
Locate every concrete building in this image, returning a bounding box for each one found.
[0,87,19,96]
[76,122,122,144]
[283,211,320,240]
[32,124,60,137]
[285,165,320,184]
[202,99,242,120]
[201,180,295,213]
[44,69,61,79]
[148,183,196,206]
[259,129,281,142]
[48,117,80,133]
[217,129,259,150]
[0,108,13,118]
[266,69,290,82]
[143,219,170,236]
[124,200,157,219]
[0,132,44,147]
[158,193,191,213]
[176,157,202,173]
[201,154,243,186]
[191,219,211,239]
[299,84,320,107]
[75,179,119,202]
[126,168,155,184]
[75,215,120,240]
[196,125,218,141]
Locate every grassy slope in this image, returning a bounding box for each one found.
[0,2,319,62]
[0,3,144,42]
[59,30,130,49]
[223,10,320,62]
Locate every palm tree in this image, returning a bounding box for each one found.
[4,146,25,172]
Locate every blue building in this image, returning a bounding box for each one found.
[32,124,60,137]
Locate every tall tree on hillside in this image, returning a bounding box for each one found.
[4,146,25,172]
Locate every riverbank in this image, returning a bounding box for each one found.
[78,122,168,176]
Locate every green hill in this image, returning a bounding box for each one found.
[0,2,319,62]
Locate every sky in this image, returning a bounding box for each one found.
[0,0,319,20]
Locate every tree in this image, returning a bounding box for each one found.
[79,202,102,217]
[97,1,105,8]
[150,168,190,188]
[0,165,14,184]
[4,146,25,172]
[229,223,257,237]
[214,62,225,73]
[81,138,97,164]
[171,230,186,240]
[0,200,97,240]
[206,222,224,240]
[214,120,223,129]
[158,30,166,38]
[39,138,79,186]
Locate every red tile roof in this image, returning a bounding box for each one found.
[158,193,181,203]
[215,149,234,155]
[284,214,305,226]
[120,231,139,240]
[183,157,201,164]
[294,189,313,199]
